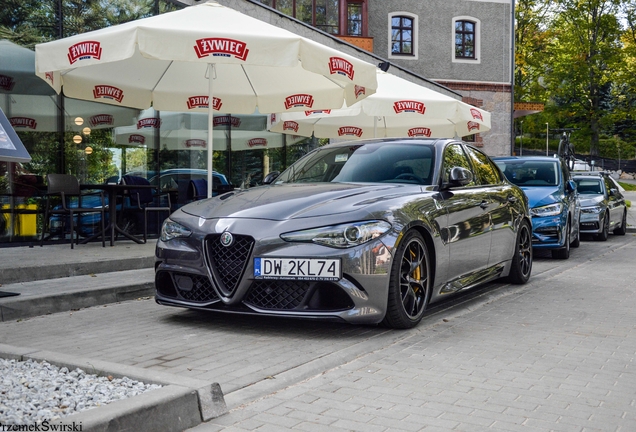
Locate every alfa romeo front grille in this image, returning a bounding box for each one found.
[206,234,254,296]
[244,280,311,310]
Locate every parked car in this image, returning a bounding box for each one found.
[493,156,581,259]
[572,172,627,240]
[155,138,533,329]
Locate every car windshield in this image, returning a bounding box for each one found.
[494,160,559,187]
[574,178,603,195]
[274,143,436,185]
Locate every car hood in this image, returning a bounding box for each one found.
[519,186,562,208]
[180,183,421,220]
[579,195,604,208]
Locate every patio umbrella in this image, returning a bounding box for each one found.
[269,70,491,140]
[34,1,378,197]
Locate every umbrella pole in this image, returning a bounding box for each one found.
[207,64,215,198]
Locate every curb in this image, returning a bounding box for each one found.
[0,343,228,431]
[0,269,155,322]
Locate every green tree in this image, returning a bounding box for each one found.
[545,0,623,156]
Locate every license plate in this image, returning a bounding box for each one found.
[254,257,341,281]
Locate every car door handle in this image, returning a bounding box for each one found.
[479,200,489,209]
[507,196,517,204]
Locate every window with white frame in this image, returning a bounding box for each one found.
[452,16,480,64]
[388,12,418,60]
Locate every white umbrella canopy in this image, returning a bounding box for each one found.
[0,40,54,96]
[269,70,491,140]
[34,1,378,197]
[2,94,139,132]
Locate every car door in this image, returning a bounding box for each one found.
[438,143,492,277]
[604,176,625,228]
[561,161,579,237]
[464,145,518,267]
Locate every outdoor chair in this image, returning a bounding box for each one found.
[187,178,208,201]
[0,175,45,241]
[120,175,171,243]
[40,173,106,249]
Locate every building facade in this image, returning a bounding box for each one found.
[202,0,513,155]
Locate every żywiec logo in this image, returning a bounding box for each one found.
[186,96,222,111]
[467,121,480,132]
[0,74,15,91]
[10,117,37,130]
[194,38,249,61]
[93,85,124,103]
[304,109,331,116]
[68,41,102,64]
[470,108,484,121]
[408,127,432,138]
[248,138,267,147]
[355,85,366,99]
[329,57,355,80]
[283,121,299,132]
[284,94,314,110]
[393,100,426,114]
[137,118,161,129]
[213,115,241,127]
[184,139,207,148]
[129,134,146,144]
[90,114,114,127]
[338,126,363,137]
[45,72,54,85]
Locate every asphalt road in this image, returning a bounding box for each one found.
[1,233,635,431]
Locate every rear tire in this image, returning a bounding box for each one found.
[506,220,532,284]
[614,211,627,236]
[382,230,431,329]
[552,221,570,259]
[595,214,609,241]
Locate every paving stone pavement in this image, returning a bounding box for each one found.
[1,235,635,431]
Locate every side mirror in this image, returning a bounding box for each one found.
[448,167,473,187]
[262,171,280,185]
[609,188,618,197]
[566,180,577,193]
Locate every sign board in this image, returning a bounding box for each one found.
[0,107,31,163]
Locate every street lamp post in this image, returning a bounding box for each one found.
[546,123,549,156]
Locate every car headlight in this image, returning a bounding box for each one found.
[281,220,392,248]
[530,203,563,217]
[581,206,602,214]
[160,219,192,241]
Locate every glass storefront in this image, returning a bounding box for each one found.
[0,55,314,246]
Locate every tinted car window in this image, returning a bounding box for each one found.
[442,144,475,186]
[276,143,435,185]
[574,178,603,195]
[494,160,559,186]
[465,146,502,185]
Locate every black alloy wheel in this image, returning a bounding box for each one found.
[552,220,570,259]
[507,220,532,284]
[614,211,627,236]
[382,230,431,329]
[596,214,609,241]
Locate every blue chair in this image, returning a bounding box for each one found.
[188,179,208,201]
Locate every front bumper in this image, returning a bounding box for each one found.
[579,209,604,234]
[154,217,395,325]
[530,213,567,249]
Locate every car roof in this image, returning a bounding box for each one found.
[492,156,561,162]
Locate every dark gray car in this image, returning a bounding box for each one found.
[573,172,627,240]
[154,138,532,328]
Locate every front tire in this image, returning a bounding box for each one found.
[506,220,532,284]
[552,220,570,259]
[595,214,609,241]
[382,230,431,329]
[571,218,580,248]
[614,211,627,236]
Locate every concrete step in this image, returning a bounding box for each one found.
[0,268,155,322]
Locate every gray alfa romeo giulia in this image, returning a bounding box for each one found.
[155,138,532,328]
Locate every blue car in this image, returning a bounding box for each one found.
[493,156,580,259]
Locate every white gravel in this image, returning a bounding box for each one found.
[0,358,162,425]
